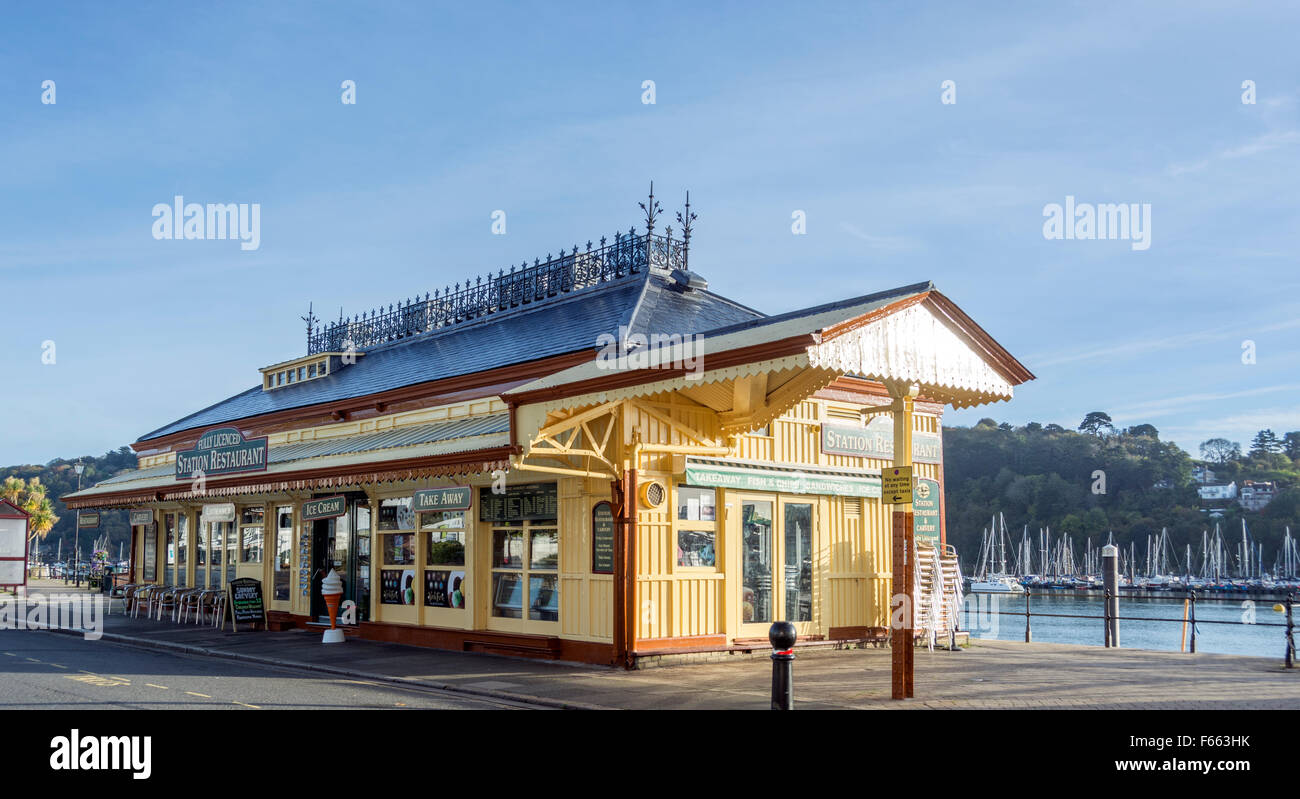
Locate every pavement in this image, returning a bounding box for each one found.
[12,580,1300,709]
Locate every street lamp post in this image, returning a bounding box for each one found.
[73,462,84,588]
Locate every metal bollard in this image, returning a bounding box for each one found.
[1103,589,1111,648]
[1024,586,1032,643]
[769,621,796,710]
[1287,593,1295,669]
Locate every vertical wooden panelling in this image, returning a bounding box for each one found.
[559,476,613,642]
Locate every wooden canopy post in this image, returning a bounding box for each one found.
[889,384,918,700]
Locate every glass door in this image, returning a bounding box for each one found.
[738,496,775,634]
[736,494,816,637]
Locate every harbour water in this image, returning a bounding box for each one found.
[961,592,1295,659]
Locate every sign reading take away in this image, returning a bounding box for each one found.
[882,466,913,505]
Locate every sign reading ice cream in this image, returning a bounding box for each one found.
[175,427,268,480]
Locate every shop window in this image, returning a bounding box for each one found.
[241,506,264,564]
[421,509,467,610]
[490,521,558,622]
[420,510,462,605]
[675,485,718,569]
[354,503,371,622]
[379,498,416,606]
[176,514,188,586]
[164,513,176,577]
[273,506,292,601]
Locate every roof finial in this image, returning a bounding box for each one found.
[300,302,318,345]
[639,180,661,236]
[676,190,696,268]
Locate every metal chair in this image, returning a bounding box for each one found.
[176,588,202,623]
[154,586,180,621]
[132,585,157,619]
[210,590,228,629]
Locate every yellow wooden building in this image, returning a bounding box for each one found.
[64,221,1031,666]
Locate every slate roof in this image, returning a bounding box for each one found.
[138,270,764,443]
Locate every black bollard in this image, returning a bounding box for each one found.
[1024,586,1032,643]
[769,621,797,710]
[1189,590,1197,654]
[1287,593,1295,669]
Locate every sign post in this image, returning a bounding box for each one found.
[888,386,918,700]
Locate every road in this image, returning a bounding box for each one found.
[0,629,533,710]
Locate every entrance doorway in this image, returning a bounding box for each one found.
[733,494,816,638]
[308,499,367,624]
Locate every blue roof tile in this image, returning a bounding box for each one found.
[139,270,766,442]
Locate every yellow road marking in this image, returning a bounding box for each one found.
[25,658,40,663]
[3,652,14,656]
[232,701,260,709]
[50,664,67,669]
[65,674,129,687]
[395,702,406,707]
[145,683,168,690]
[185,691,211,698]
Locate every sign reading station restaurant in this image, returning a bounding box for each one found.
[820,418,942,464]
[413,486,472,512]
[591,501,615,574]
[301,495,346,522]
[913,477,941,544]
[174,426,268,481]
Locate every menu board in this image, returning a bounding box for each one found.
[298,529,312,597]
[424,569,467,608]
[142,523,157,582]
[479,483,558,522]
[228,578,266,629]
[591,502,615,574]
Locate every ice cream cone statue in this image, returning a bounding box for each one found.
[321,568,345,644]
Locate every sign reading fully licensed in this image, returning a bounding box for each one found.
[175,427,268,480]
[820,419,942,464]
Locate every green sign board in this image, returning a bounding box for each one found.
[301,495,346,522]
[175,427,268,480]
[820,419,942,464]
[913,477,942,544]
[591,502,615,575]
[684,461,881,498]
[413,486,472,512]
[129,509,154,527]
[77,512,100,529]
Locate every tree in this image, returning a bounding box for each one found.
[1250,429,1283,456]
[1285,432,1300,460]
[1079,412,1115,437]
[1126,424,1159,439]
[974,418,999,430]
[1,476,58,542]
[1199,438,1241,465]
[1044,423,1066,433]
[1024,422,1043,434]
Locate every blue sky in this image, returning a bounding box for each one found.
[2,1,1298,464]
